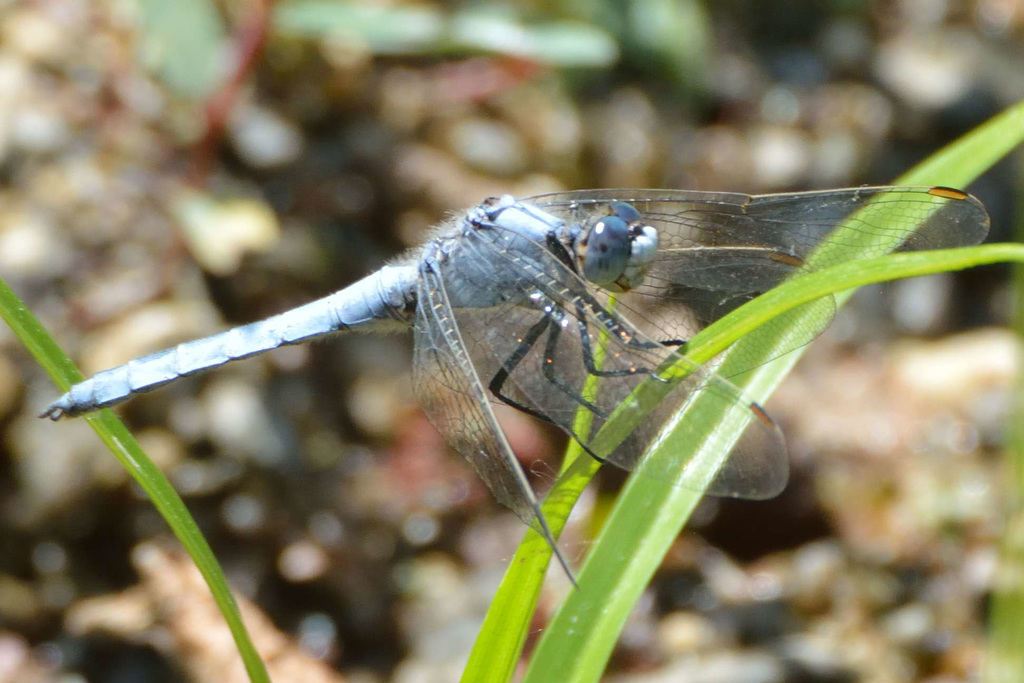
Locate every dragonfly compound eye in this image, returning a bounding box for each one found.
[581,215,631,286]
[609,201,643,223]
[619,224,658,290]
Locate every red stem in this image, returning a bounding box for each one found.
[189,0,274,186]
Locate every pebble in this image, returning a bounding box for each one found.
[787,542,844,611]
[589,88,660,188]
[204,377,287,466]
[779,634,855,682]
[171,189,281,276]
[656,612,719,655]
[38,575,76,610]
[0,209,72,280]
[308,511,347,547]
[0,632,51,682]
[881,604,934,645]
[378,67,429,133]
[2,9,68,64]
[890,273,954,334]
[133,427,186,472]
[812,83,894,142]
[817,18,872,70]
[346,373,405,439]
[874,31,975,109]
[749,125,812,189]
[296,612,339,660]
[77,300,221,376]
[31,541,68,575]
[445,117,529,177]
[229,104,305,169]
[63,589,154,639]
[402,512,440,546]
[698,548,753,603]
[221,492,268,535]
[11,104,70,153]
[891,328,1017,409]
[396,554,481,662]
[113,71,167,120]
[976,0,1020,35]
[392,659,467,683]
[278,540,331,582]
[693,125,752,188]
[0,575,43,624]
[605,651,783,683]
[169,459,243,497]
[0,55,27,159]
[760,86,802,127]
[706,51,761,103]
[6,412,110,523]
[495,85,584,165]
[811,132,860,186]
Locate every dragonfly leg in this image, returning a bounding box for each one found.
[485,312,615,469]
[488,316,557,425]
[488,312,608,422]
[570,301,659,378]
[539,317,608,420]
[487,323,610,466]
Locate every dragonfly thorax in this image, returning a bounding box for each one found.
[575,202,658,292]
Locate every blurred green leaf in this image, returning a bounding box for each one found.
[273,1,444,54]
[136,0,227,99]
[0,277,270,682]
[274,1,618,66]
[628,0,710,88]
[449,10,618,66]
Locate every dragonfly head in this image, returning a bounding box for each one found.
[576,202,658,292]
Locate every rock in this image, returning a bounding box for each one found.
[657,612,720,656]
[445,117,529,177]
[170,188,281,276]
[875,31,975,109]
[891,328,1017,409]
[749,126,812,189]
[229,104,305,169]
[278,540,330,583]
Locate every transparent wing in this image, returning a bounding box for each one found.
[438,224,787,499]
[411,257,569,568]
[527,186,990,364]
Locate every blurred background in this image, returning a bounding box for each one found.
[1,0,1023,681]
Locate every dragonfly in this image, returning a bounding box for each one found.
[42,186,989,575]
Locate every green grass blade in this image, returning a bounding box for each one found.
[519,245,1024,683]
[521,98,1024,683]
[983,151,1024,683]
[466,249,1024,683]
[460,454,599,683]
[462,295,622,683]
[0,278,270,683]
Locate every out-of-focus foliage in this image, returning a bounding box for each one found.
[274,2,619,66]
[136,0,227,99]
